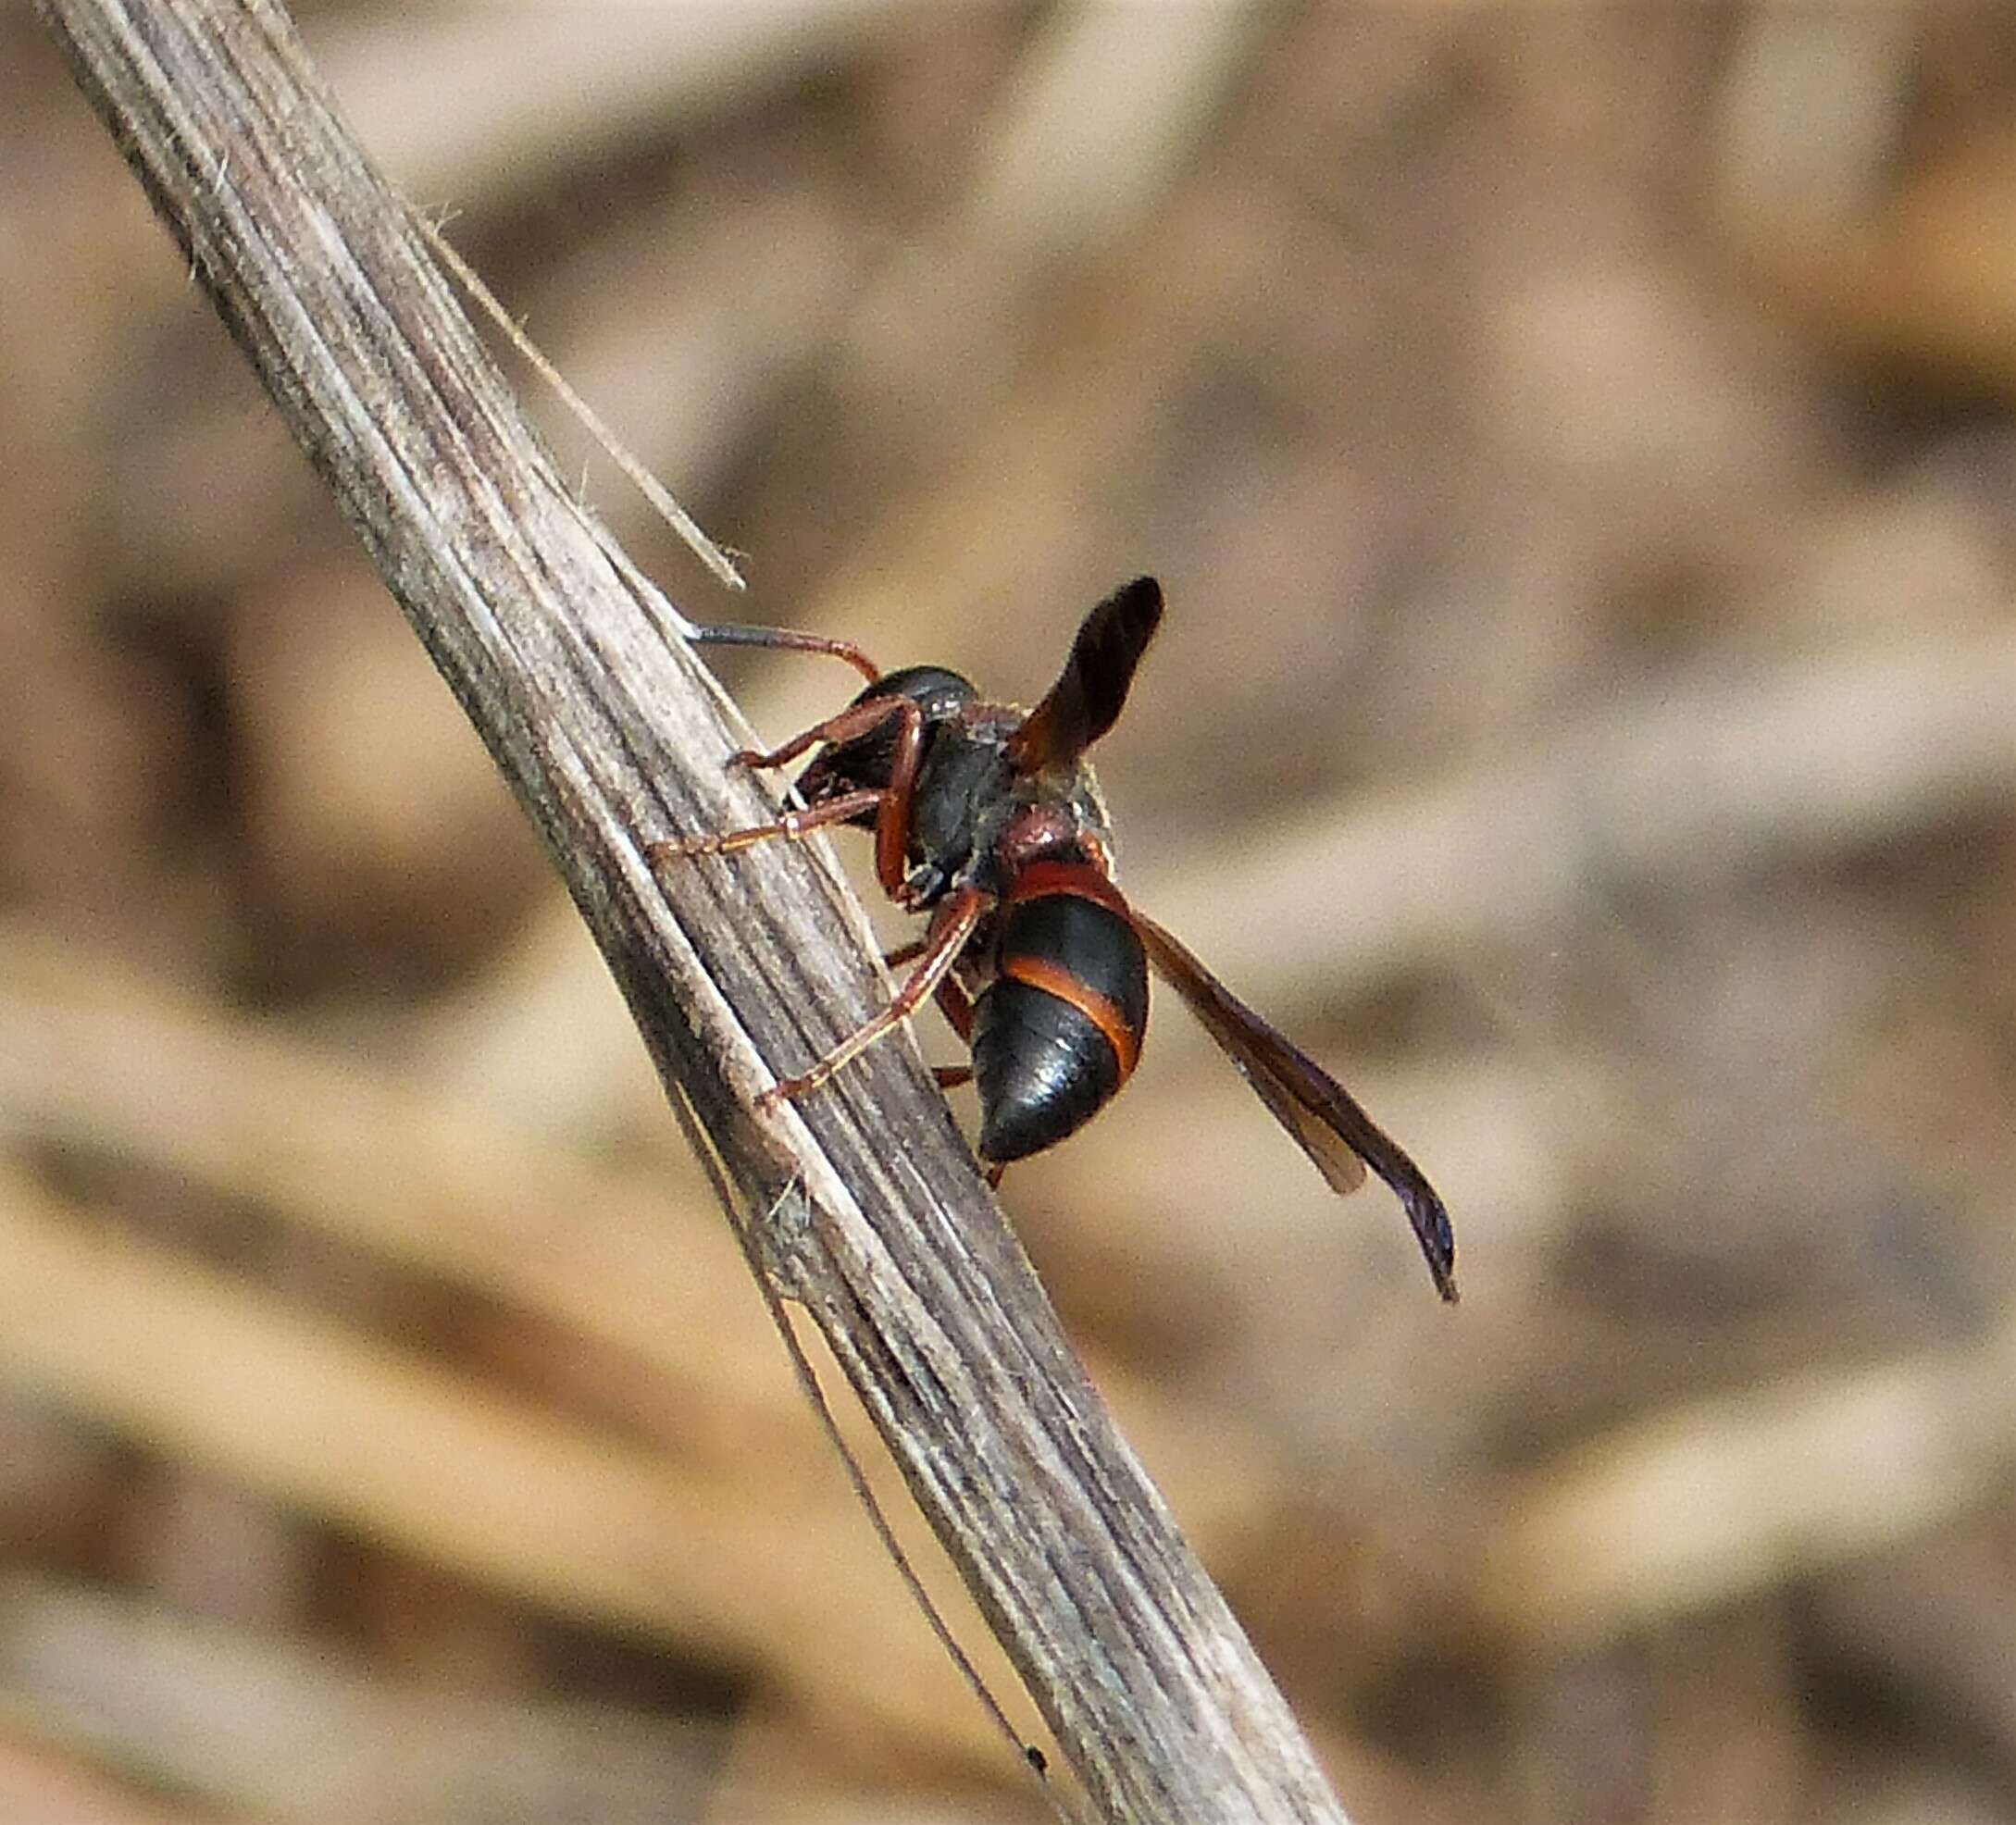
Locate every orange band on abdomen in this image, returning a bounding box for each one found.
[998,950,1141,1083]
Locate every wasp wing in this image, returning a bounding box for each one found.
[1007,577,1164,775]
[1133,912,1458,1302]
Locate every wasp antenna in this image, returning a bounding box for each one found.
[684,621,882,685]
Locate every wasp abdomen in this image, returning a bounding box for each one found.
[974,871,1148,1163]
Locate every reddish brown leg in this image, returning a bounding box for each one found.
[718,692,927,903]
[653,692,915,866]
[886,952,976,1083]
[647,788,883,864]
[728,695,913,777]
[872,697,927,900]
[761,885,989,1108]
[933,974,976,1045]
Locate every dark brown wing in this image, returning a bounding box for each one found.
[1006,577,1164,775]
[1133,912,1459,1303]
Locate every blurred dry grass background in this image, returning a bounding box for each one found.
[6,3,2016,1821]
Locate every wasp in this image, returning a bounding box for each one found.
[665,578,1456,1301]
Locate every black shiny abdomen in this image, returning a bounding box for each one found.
[972,890,1149,1162]
[974,982,1117,1162]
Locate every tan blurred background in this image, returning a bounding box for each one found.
[6,3,2016,1821]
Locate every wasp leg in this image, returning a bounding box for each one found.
[876,961,977,1087]
[646,788,885,864]
[933,974,976,1046]
[761,885,988,1107]
[727,694,913,776]
[699,694,926,902]
[886,945,977,1039]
